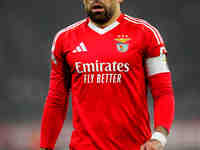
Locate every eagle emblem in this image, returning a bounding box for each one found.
[115,35,131,52]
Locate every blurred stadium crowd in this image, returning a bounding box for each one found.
[0,0,200,150]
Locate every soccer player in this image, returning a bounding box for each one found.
[40,0,175,150]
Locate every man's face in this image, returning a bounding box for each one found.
[83,0,118,25]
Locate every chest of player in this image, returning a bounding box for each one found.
[64,32,145,74]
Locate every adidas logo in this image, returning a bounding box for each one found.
[72,42,88,53]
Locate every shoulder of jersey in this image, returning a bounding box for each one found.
[53,18,87,41]
[123,14,155,30]
[123,14,164,44]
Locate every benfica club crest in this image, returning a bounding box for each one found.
[115,35,131,52]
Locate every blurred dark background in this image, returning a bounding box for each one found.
[0,0,200,150]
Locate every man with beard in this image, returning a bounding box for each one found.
[40,0,175,150]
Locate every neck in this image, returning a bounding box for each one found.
[91,7,121,28]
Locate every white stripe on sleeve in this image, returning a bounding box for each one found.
[146,55,170,76]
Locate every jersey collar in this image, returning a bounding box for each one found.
[87,13,123,35]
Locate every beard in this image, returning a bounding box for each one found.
[86,3,115,25]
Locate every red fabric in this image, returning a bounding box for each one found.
[40,13,175,150]
[40,100,68,149]
[148,72,175,133]
[40,31,70,149]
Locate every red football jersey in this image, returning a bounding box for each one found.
[42,13,171,150]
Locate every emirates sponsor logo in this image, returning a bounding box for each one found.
[75,60,129,73]
[75,60,130,84]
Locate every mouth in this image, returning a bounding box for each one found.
[91,3,105,13]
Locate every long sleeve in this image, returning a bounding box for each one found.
[148,72,175,133]
[40,31,71,149]
[143,23,175,133]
